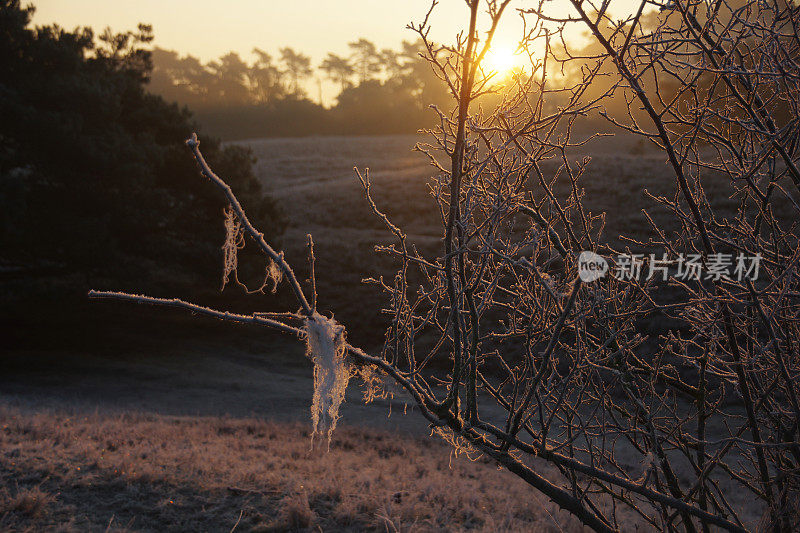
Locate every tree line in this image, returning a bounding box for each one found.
[147,39,451,139]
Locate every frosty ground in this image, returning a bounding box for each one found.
[0,134,583,531]
[1,320,591,531]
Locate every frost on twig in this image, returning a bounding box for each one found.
[221,205,282,293]
[305,312,351,447]
[265,259,283,293]
[221,206,243,290]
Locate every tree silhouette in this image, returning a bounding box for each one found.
[319,53,354,92]
[96,23,153,81]
[380,48,404,81]
[207,51,250,104]
[249,47,285,104]
[397,39,449,108]
[144,37,450,136]
[148,47,213,106]
[279,47,312,97]
[348,38,381,83]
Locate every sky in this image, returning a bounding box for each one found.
[30,1,642,105]
[31,1,526,61]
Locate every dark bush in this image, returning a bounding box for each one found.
[0,1,285,299]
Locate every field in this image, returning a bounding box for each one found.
[2,403,591,532]
[0,318,591,532]
[241,133,685,347]
[1,133,770,531]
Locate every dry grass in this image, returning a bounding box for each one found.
[1,485,54,521]
[0,404,591,532]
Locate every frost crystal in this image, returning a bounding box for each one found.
[221,206,282,293]
[221,206,243,290]
[266,258,283,293]
[305,312,351,446]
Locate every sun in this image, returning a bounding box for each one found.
[483,46,519,74]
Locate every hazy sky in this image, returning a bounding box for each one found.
[31,1,522,60]
[30,1,641,104]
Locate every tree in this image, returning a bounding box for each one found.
[397,39,449,108]
[207,51,251,105]
[379,47,404,81]
[249,47,286,104]
[95,23,153,81]
[148,47,214,107]
[0,0,283,292]
[145,39,450,135]
[279,47,312,97]
[93,1,800,531]
[319,53,354,92]
[348,38,381,83]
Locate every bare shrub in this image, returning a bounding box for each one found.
[91,1,799,531]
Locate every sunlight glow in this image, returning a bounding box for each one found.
[483,46,520,74]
